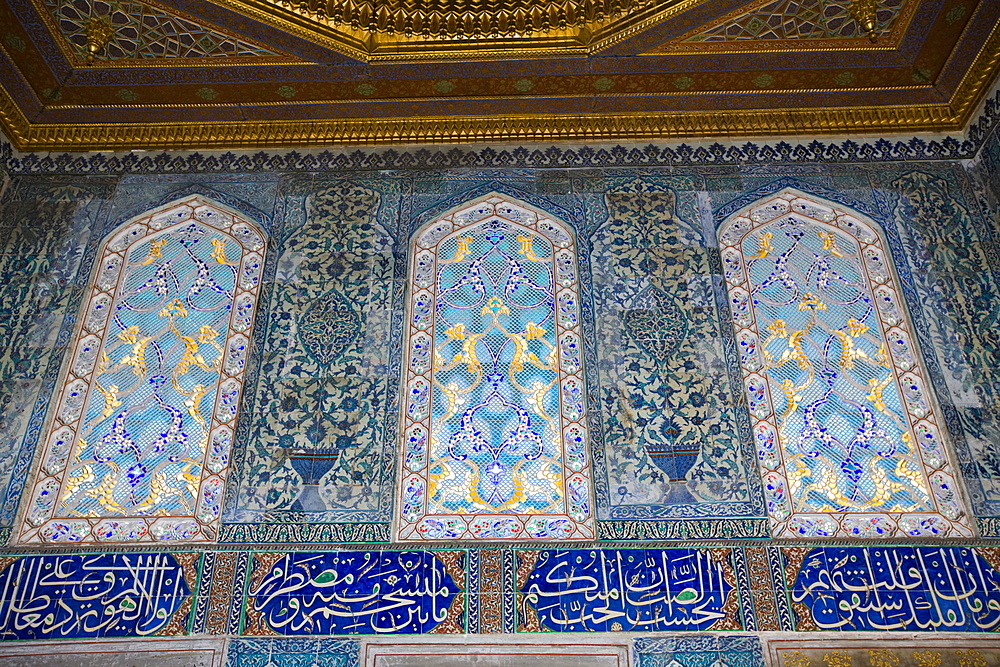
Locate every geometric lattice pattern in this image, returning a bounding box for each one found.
[20,196,265,544]
[397,194,595,541]
[719,190,972,539]
[41,0,281,60]
[682,0,903,43]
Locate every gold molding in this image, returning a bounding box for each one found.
[1,14,998,151]
[0,93,966,150]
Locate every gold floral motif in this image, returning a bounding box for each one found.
[823,651,851,667]
[957,650,987,667]
[867,650,899,667]
[134,238,167,266]
[210,237,235,265]
[752,231,774,259]
[912,651,942,667]
[818,230,844,257]
[518,234,548,261]
[783,651,811,667]
[442,236,473,263]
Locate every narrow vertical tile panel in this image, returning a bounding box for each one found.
[161,552,200,636]
[731,546,756,632]
[478,549,504,634]
[503,549,518,634]
[514,549,540,633]
[228,551,250,636]
[711,547,744,632]
[744,546,781,632]
[191,551,215,634]
[428,550,467,634]
[767,546,795,631]
[467,548,480,634]
[203,551,241,635]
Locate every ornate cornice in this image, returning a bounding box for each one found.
[0,96,986,152]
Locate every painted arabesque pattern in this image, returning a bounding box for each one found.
[398,194,594,541]
[20,196,264,544]
[719,190,971,538]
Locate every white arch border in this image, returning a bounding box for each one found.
[717,188,973,539]
[18,195,266,544]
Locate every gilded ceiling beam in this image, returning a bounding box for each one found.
[0,94,970,151]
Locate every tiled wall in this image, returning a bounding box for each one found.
[0,133,999,663]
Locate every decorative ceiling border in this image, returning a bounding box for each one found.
[2,61,999,173]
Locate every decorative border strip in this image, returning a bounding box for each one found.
[0,133,986,174]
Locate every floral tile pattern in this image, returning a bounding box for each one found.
[589,178,762,531]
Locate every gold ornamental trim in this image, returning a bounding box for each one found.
[1,15,998,151]
[0,96,967,151]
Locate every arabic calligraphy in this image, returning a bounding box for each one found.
[522,549,731,632]
[791,547,1000,631]
[0,554,189,639]
[249,552,460,634]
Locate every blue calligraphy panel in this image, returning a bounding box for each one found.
[0,553,189,639]
[791,547,1000,631]
[249,552,460,634]
[522,549,732,632]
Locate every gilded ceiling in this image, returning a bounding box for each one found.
[0,0,997,148]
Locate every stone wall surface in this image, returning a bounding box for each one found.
[0,105,999,664]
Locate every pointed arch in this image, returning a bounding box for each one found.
[19,195,266,544]
[718,188,972,538]
[397,192,595,541]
